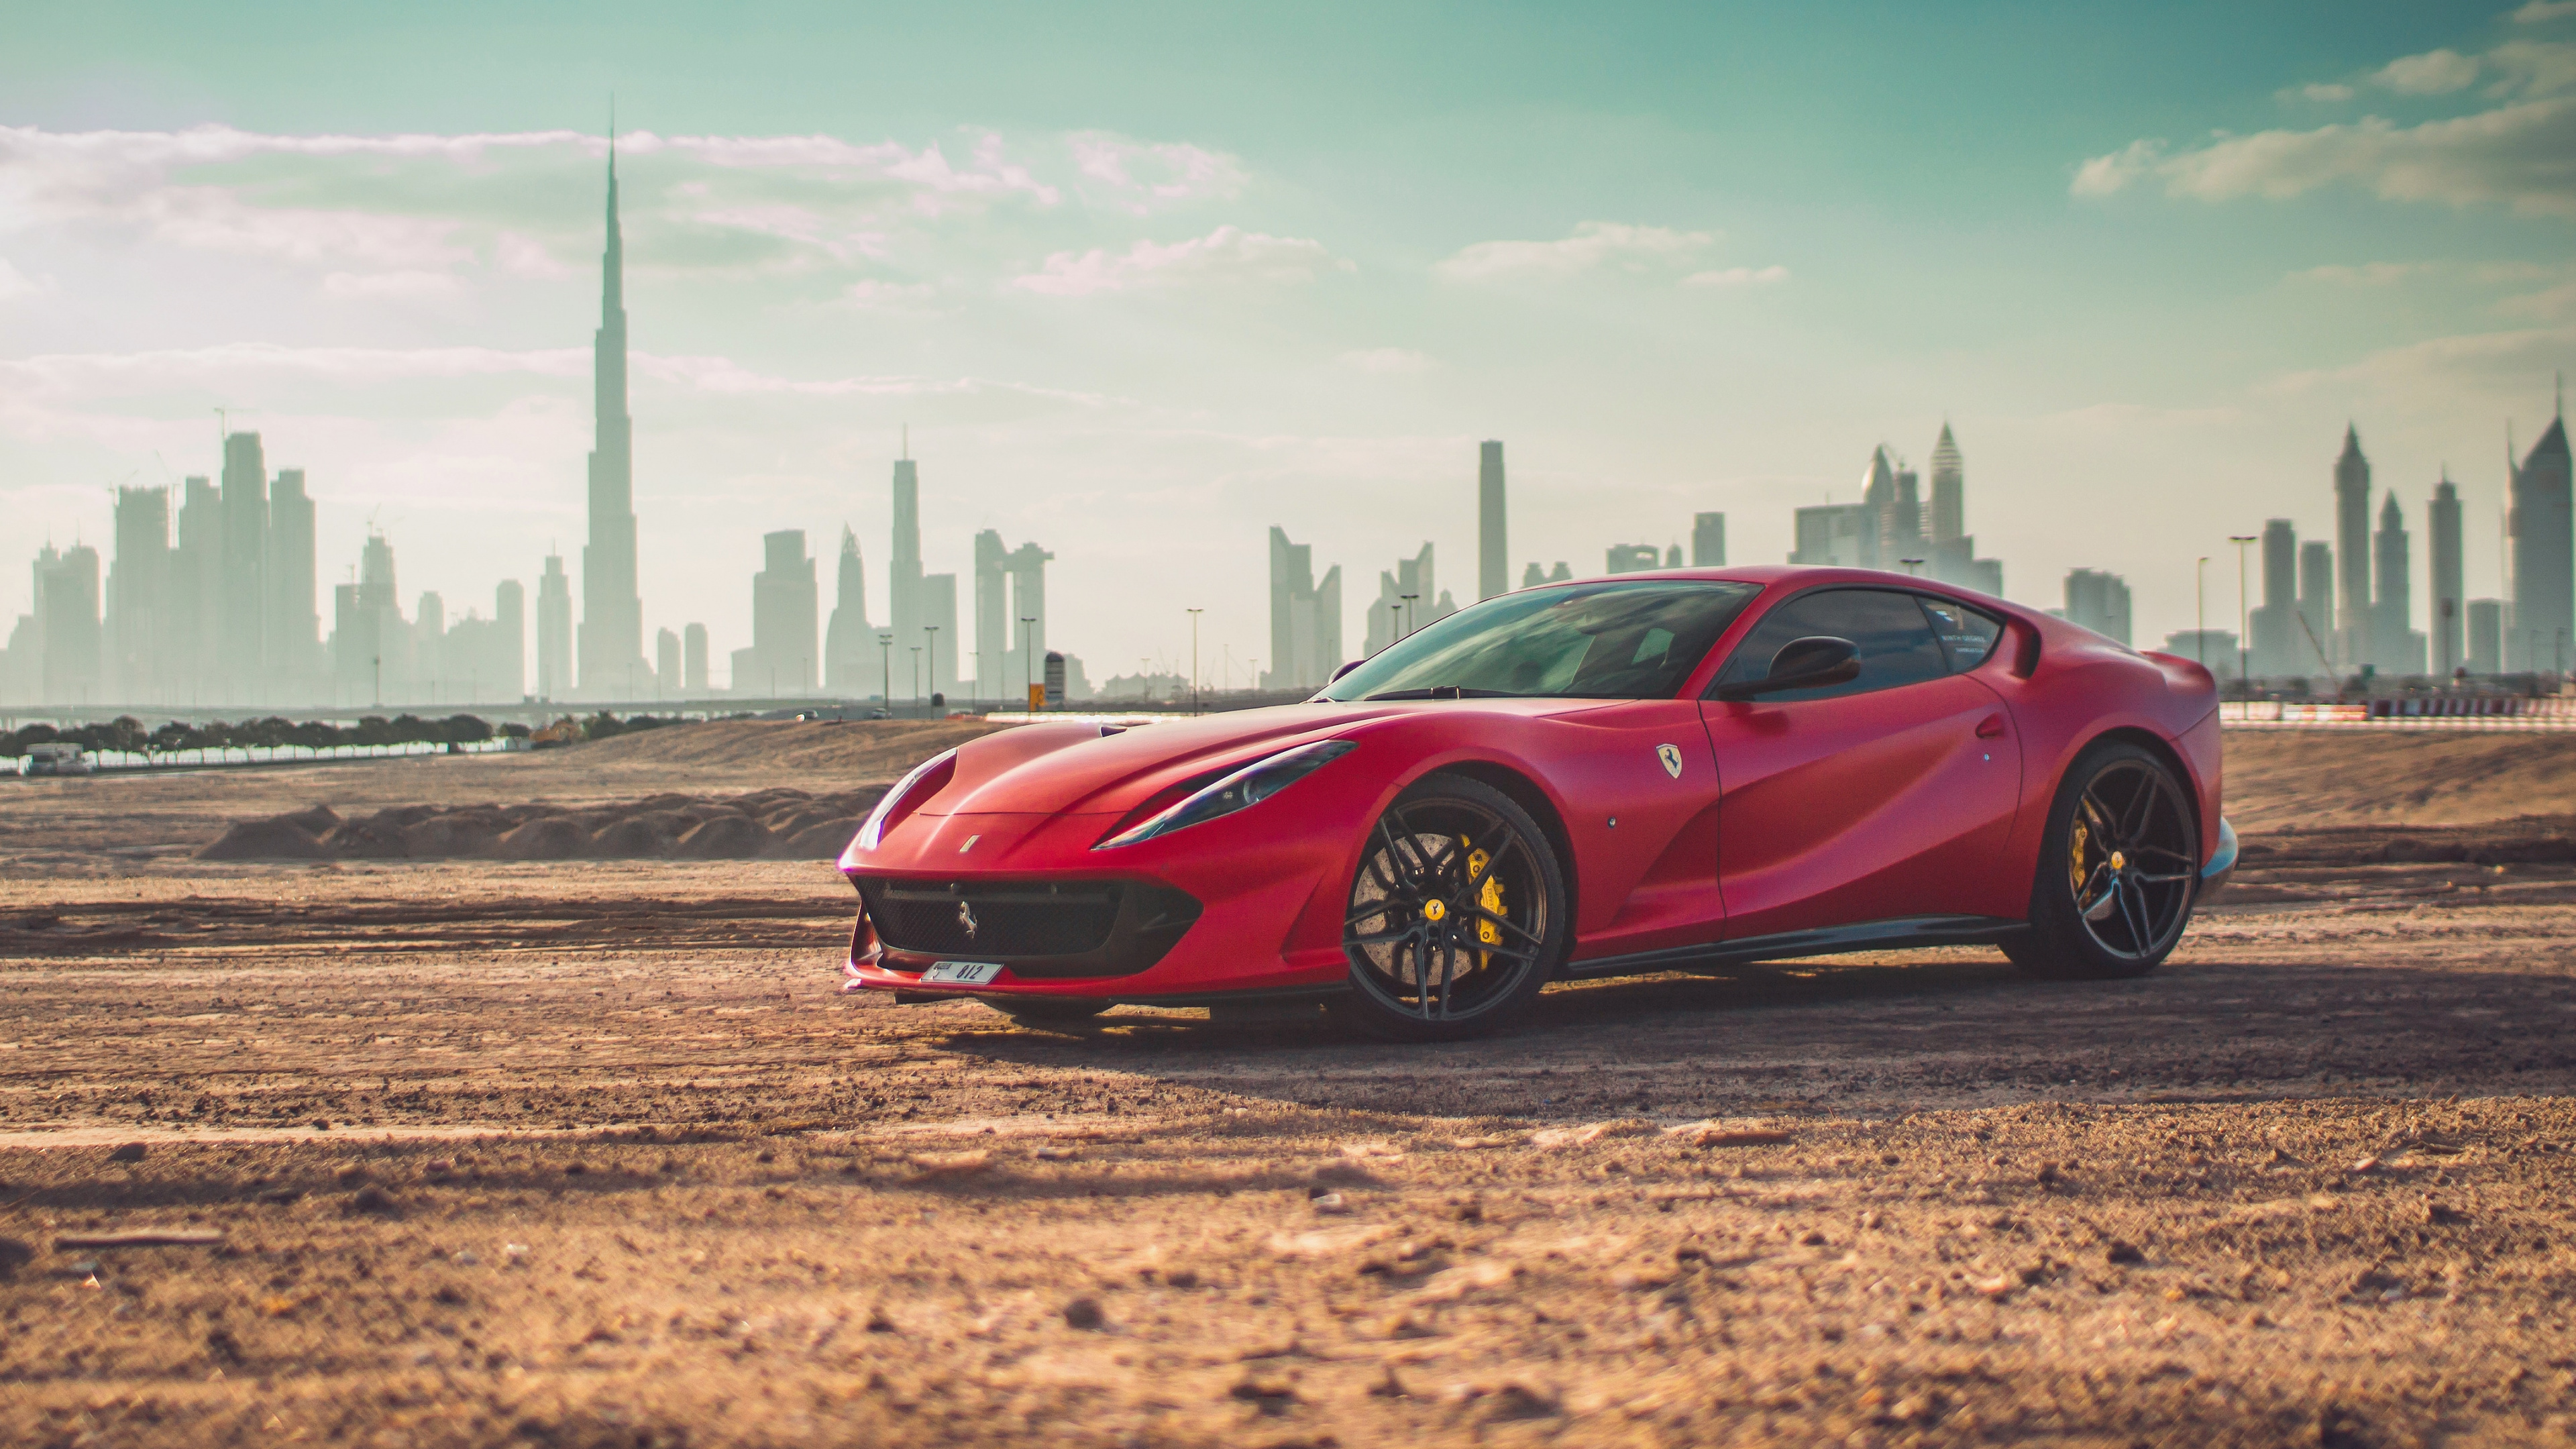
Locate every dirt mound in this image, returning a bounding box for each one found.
[199,785,888,863]
[567,717,1006,782]
[2225,729,2576,829]
[197,817,331,861]
[2235,815,2576,869]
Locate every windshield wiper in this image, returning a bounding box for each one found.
[1360,686,1525,701]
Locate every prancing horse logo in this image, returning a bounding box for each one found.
[1656,743,1684,779]
[957,900,979,940]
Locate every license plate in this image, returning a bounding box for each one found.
[922,961,1004,985]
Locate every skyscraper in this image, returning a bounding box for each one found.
[2429,476,2463,677]
[1927,423,1964,545]
[2468,598,2503,676]
[1263,526,1342,690]
[1000,539,1053,701]
[1477,441,1507,601]
[172,476,222,703]
[107,484,168,700]
[2334,425,2372,667]
[2371,491,2426,675]
[537,553,572,700]
[2062,568,2131,645]
[266,467,318,690]
[1790,503,1872,566]
[657,627,682,696]
[36,543,101,704]
[743,529,818,695]
[824,526,873,694]
[2249,519,2297,678]
[2511,395,2571,673]
[219,431,268,698]
[888,454,924,662]
[578,140,646,697]
[1605,544,1662,574]
[973,529,1008,692]
[1691,513,1726,568]
[1364,543,1450,656]
[2296,541,2334,674]
[684,622,708,694]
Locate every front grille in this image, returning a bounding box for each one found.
[859,879,1125,957]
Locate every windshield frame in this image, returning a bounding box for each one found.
[1316,578,1765,703]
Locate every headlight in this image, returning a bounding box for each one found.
[854,748,957,851]
[1095,739,1356,849]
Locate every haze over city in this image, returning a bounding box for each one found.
[3,1,2573,702]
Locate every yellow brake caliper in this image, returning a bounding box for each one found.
[1466,843,1504,963]
[2068,820,2090,900]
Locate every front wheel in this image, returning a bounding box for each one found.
[2003,740,2198,980]
[1330,774,1569,1042]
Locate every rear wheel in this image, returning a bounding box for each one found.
[986,997,1114,1030]
[2004,740,2198,980]
[1330,775,1568,1042]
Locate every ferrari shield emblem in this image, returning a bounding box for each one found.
[1656,743,1684,779]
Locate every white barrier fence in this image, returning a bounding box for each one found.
[2222,698,2576,731]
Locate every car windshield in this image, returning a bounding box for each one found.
[1318,580,1762,702]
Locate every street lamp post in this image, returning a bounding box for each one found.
[909,646,922,714]
[1020,616,1036,712]
[923,625,939,709]
[1187,608,1204,713]
[1399,593,1418,641]
[1899,557,1925,577]
[2229,535,2258,701]
[2195,556,2210,668]
[877,633,893,714]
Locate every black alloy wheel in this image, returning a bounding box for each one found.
[1333,774,1568,1041]
[2005,739,2200,980]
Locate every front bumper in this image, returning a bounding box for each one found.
[839,805,1361,1002]
[2198,817,2238,902]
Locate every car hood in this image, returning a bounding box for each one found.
[917,699,1609,818]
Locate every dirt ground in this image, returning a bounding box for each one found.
[5,726,2576,1447]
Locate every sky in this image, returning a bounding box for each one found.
[3,0,2572,688]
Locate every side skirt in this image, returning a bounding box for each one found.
[1561,914,2031,981]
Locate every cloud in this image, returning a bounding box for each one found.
[2373,48,2481,95]
[2288,261,2437,286]
[1336,347,1435,374]
[839,278,941,312]
[2487,39,2576,95]
[2499,279,2576,319]
[1681,264,1788,288]
[1008,225,1349,297]
[1432,221,1713,282]
[2264,322,2576,405]
[2285,82,2357,103]
[1066,133,1246,213]
[322,269,468,300]
[0,254,46,302]
[0,122,1181,287]
[2072,97,2576,215]
[2514,0,2576,22]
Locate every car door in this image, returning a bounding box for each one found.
[1699,586,2022,941]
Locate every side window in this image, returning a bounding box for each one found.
[1711,588,1948,702]
[1919,598,2006,674]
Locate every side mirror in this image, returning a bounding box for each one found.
[1329,659,1363,683]
[1713,636,1861,701]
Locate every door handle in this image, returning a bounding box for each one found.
[1976,713,2008,739]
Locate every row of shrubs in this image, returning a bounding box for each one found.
[0,712,691,759]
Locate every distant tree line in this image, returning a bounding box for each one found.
[2,710,698,762]
[1,713,515,761]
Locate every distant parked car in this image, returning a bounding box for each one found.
[23,742,94,777]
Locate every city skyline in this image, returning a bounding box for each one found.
[3,4,2574,678]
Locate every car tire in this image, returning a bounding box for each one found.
[2004,739,2200,981]
[1330,773,1570,1042]
[987,998,1114,1029]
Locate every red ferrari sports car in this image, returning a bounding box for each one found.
[839,565,2234,1041]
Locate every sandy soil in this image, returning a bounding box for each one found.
[3,729,2576,1446]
